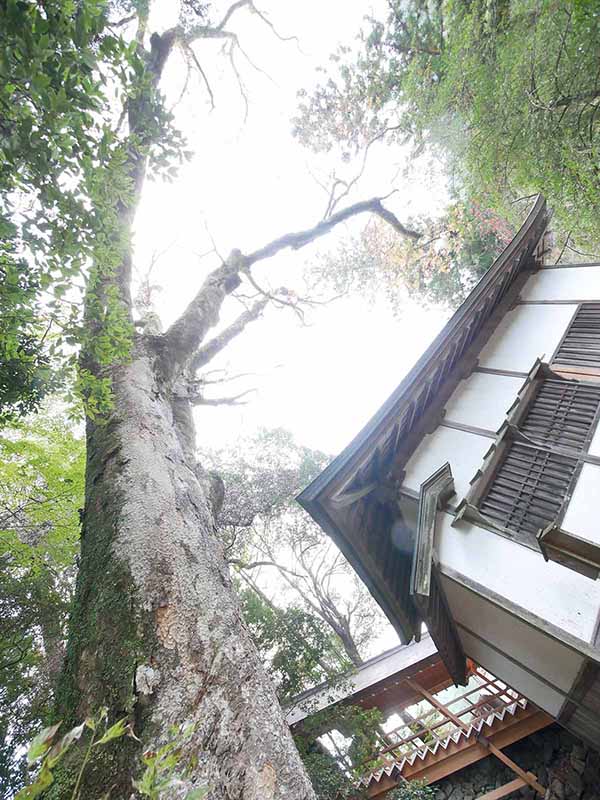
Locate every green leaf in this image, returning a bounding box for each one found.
[15,763,54,799]
[46,721,87,767]
[94,716,128,745]
[27,722,61,764]
[186,789,207,799]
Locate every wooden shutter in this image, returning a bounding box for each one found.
[554,304,600,369]
[478,376,600,539]
[520,379,600,450]
[479,442,578,537]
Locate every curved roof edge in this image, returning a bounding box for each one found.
[298,195,549,513]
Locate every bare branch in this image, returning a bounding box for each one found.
[184,43,215,111]
[191,388,256,406]
[247,3,300,45]
[109,12,137,28]
[201,368,274,385]
[191,297,269,372]
[180,1,251,45]
[230,559,304,575]
[170,60,193,113]
[324,124,403,218]
[554,232,572,265]
[227,42,249,122]
[241,274,307,323]
[216,0,251,32]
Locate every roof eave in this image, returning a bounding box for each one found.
[298,194,549,515]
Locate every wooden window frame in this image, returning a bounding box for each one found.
[454,361,600,577]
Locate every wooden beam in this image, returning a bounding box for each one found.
[366,709,552,795]
[478,735,545,796]
[404,678,464,725]
[476,776,536,800]
[403,709,552,784]
[405,679,545,796]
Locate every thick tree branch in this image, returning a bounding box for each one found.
[163,253,244,374]
[164,196,420,374]
[191,297,269,372]
[245,196,421,267]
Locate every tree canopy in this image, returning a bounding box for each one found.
[295,0,600,250]
[4,0,598,798]
[0,411,84,796]
[0,0,131,421]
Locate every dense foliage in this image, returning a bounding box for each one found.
[0,412,84,797]
[295,0,600,252]
[0,0,187,422]
[313,200,514,309]
[0,0,119,420]
[239,587,348,703]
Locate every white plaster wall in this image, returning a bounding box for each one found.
[403,427,491,501]
[521,266,600,302]
[478,305,577,372]
[562,463,600,544]
[443,372,524,432]
[436,512,600,643]
[452,619,573,717]
[441,576,583,700]
[589,420,600,458]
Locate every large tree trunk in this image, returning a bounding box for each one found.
[53,337,315,799]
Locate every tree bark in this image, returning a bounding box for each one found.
[53,338,316,799]
[47,12,415,791]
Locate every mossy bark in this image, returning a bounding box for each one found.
[52,338,316,799]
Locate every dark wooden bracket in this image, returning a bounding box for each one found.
[410,464,467,685]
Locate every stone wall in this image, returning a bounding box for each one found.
[432,725,600,800]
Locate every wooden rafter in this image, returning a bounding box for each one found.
[405,679,546,797]
[366,710,552,796]
[477,775,540,800]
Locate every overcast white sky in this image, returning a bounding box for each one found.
[132,0,450,459]
[115,0,459,661]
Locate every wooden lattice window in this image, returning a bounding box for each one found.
[479,443,578,538]
[519,379,600,450]
[479,376,600,536]
[553,303,600,371]
[454,366,600,575]
[468,374,600,544]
